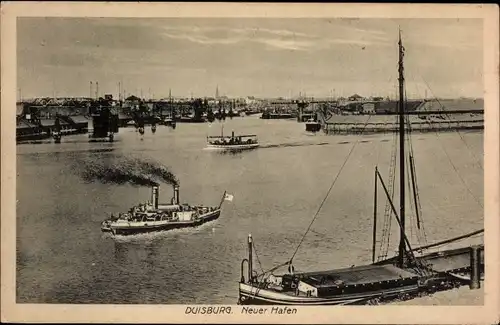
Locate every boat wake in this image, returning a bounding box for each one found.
[260,142,331,149]
[259,138,399,149]
[103,219,220,243]
[73,155,178,188]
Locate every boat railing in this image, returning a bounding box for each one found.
[207,134,258,139]
[207,134,258,145]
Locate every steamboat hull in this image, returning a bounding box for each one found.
[206,143,259,151]
[106,209,221,236]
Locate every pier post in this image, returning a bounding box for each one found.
[248,234,253,284]
[469,245,480,290]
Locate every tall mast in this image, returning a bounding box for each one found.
[397,28,406,267]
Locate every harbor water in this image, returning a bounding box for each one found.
[16,116,484,304]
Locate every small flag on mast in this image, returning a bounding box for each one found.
[224,193,234,202]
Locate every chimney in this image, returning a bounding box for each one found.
[151,185,159,209]
[173,185,180,205]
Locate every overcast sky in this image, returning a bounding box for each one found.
[17,18,483,99]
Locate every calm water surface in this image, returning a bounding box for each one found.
[16,117,484,303]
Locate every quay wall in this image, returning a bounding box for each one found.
[322,98,484,135]
[323,114,483,135]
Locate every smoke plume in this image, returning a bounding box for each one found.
[76,156,178,188]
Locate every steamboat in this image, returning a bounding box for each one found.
[101,184,230,236]
[237,30,484,305]
[206,130,259,151]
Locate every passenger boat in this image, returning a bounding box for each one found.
[237,30,484,305]
[101,184,231,236]
[206,129,259,151]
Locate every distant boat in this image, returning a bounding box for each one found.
[242,110,261,116]
[160,115,177,129]
[101,185,229,236]
[305,118,322,133]
[237,29,484,306]
[206,127,259,151]
[261,111,295,120]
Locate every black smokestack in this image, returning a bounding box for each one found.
[79,160,159,187]
[151,185,159,209]
[174,185,180,205]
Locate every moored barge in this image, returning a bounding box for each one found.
[238,235,484,305]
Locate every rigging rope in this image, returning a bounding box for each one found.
[251,241,266,277]
[371,115,385,261]
[438,145,483,209]
[377,121,397,261]
[413,104,484,209]
[405,154,416,245]
[414,228,484,251]
[405,149,427,248]
[420,77,483,171]
[404,92,428,247]
[288,115,373,264]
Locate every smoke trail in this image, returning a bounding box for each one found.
[76,156,178,187]
[135,159,179,186]
[80,160,159,187]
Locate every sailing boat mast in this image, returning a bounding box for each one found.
[397,29,406,267]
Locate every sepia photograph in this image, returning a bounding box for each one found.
[2,2,499,324]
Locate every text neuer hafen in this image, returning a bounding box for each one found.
[241,306,298,315]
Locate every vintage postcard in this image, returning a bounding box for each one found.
[1,2,499,324]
